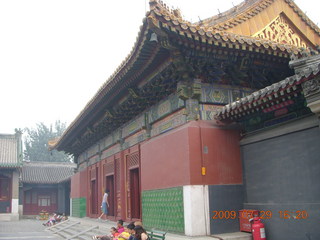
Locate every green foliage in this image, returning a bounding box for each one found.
[24,120,73,162]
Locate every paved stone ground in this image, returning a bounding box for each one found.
[0,219,64,240]
[0,218,251,240]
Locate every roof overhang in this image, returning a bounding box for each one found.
[55,0,309,155]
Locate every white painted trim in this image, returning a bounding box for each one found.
[183,185,209,236]
[203,186,210,235]
[11,199,19,213]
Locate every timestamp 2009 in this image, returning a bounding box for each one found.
[212,210,309,220]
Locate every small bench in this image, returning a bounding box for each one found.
[147,229,167,240]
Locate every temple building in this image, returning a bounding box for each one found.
[54,0,320,239]
[20,161,76,216]
[0,132,22,221]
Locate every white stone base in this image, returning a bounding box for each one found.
[11,199,19,213]
[0,213,19,221]
[183,185,210,236]
[70,198,73,217]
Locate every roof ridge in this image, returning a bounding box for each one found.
[23,161,76,166]
[148,5,301,53]
[284,0,320,35]
[149,0,183,21]
[0,134,17,138]
[200,0,271,28]
[200,0,320,36]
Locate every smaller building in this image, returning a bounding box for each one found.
[0,132,23,221]
[20,161,76,216]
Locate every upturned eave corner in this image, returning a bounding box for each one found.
[48,137,60,151]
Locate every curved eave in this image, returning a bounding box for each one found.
[216,60,320,121]
[55,0,303,153]
[56,17,163,152]
[150,6,300,56]
[21,179,71,184]
[0,164,21,169]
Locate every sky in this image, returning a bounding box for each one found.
[0,0,319,134]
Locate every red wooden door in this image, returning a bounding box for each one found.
[0,175,11,213]
[130,168,140,219]
[115,158,121,218]
[23,189,57,215]
[91,180,98,214]
[38,193,53,213]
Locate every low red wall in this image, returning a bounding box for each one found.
[188,121,242,185]
[141,123,191,191]
[70,170,87,198]
[140,120,242,191]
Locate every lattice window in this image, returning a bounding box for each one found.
[127,152,139,169]
[91,168,96,180]
[105,162,114,175]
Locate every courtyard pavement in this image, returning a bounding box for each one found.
[0,217,251,240]
[0,218,64,240]
[71,217,251,240]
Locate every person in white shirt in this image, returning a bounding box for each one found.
[98,189,109,219]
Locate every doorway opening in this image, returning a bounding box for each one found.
[91,180,98,214]
[130,168,140,219]
[106,175,115,216]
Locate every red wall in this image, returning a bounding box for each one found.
[70,170,88,198]
[140,120,242,191]
[85,145,141,221]
[76,120,242,219]
[141,123,191,191]
[189,121,242,185]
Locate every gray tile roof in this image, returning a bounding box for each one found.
[21,161,76,184]
[216,54,320,120]
[0,134,22,168]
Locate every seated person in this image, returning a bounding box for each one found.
[133,225,149,240]
[117,225,131,240]
[54,213,63,223]
[92,236,110,240]
[42,213,57,226]
[92,227,118,240]
[125,224,135,240]
[61,213,68,221]
[110,227,120,239]
[116,219,125,234]
[133,221,142,227]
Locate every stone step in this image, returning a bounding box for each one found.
[211,232,252,240]
[46,220,107,240]
[0,213,19,221]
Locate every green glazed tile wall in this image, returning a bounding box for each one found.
[142,187,184,233]
[72,198,86,218]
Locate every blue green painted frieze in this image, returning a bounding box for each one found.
[201,84,253,104]
[122,130,147,150]
[151,109,187,137]
[200,104,223,120]
[122,114,146,138]
[148,94,185,124]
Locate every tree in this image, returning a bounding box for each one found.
[24,121,73,162]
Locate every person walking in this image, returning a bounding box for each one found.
[98,189,109,220]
